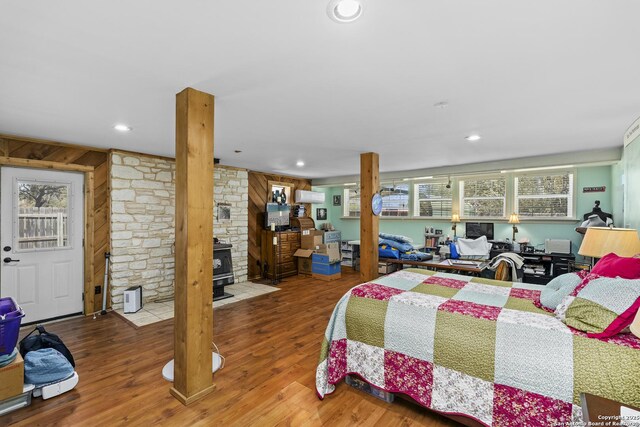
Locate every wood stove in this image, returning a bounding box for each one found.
[213,242,234,301]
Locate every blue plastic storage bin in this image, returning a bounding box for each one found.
[312,262,341,275]
[0,297,25,356]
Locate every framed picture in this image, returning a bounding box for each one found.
[333,195,341,206]
[317,208,328,221]
[217,203,231,222]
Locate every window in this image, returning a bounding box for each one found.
[515,171,574,218]
[343,188,360,217]
[17,181,70,250]
[414,181,452,217]
[460,177,506,218]
[380,183,409,217]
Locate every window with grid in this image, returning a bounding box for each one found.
[460,177,506,218]
[343,188,360,217]
[413,181,452,217]
[380,183,409,217]
[515,172,573,218]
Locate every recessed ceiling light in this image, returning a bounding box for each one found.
[296,160,305,167]
[327,0,363,23]
[114,124,132,132]
[465,134,481,142]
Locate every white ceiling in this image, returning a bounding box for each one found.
[1,1,639,178]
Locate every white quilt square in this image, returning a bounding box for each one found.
[346,340,385,388]
[431,365,494,426]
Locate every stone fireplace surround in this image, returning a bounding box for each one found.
[109,151,249,309]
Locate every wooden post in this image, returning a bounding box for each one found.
[170,88,215,405]
[360,152,380,282]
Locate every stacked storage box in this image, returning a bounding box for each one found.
[312,252,341,281]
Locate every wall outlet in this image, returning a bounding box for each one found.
[95,286,101,295]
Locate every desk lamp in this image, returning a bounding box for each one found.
[508,213,520,242]
[451,213,460,240]
[578,227,640,268]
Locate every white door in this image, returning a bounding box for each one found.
[0,167,84,323]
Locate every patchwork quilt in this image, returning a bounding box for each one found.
[316,268,640,426]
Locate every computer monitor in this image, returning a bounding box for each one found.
[465,222,494,240]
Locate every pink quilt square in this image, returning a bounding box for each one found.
[327,339,347,384]
[423,276,467,289]
[509,288,541,301]
[351,283,404,301]
[438,299,502,321]
[493,384,572,427]
[384,350,433,407]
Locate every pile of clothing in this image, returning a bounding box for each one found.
[378,233,433,261]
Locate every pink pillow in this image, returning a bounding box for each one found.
[591,253,640,279]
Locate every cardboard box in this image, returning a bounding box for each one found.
[0,352,24,401]
[378,262,399,275]
[293,249,314,275]
[316,242,341,263]
[312,272,342,282]
[301,229,324,250]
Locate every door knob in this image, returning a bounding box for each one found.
[3,257,19,263]
[3,246,11,252]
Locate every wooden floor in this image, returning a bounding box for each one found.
[3,270,460,427]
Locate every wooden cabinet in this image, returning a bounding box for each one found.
[261,230,300,279]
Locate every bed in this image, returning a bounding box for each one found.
[316,268,640,426]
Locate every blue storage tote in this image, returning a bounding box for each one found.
[0,297,25,356]
[312,261,341,275]
[312,253,331,264]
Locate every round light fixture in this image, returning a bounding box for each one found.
[114,124,132,132]
[296,160,305,167]
[465,134,481,142]
[327,0,363,23]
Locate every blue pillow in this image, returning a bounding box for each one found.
[539,273,584,310]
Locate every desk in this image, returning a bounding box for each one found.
[380,258,487,275]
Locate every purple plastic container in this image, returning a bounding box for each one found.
[0,297,25,356]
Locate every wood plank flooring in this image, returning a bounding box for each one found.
[3,270,459,426]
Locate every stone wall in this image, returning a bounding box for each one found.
[109,151,248,308]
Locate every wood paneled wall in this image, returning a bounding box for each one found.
[0,134,109,313]
[248,171,312,280]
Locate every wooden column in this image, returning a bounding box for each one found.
[360,152,380,282]
[171,87,215,405]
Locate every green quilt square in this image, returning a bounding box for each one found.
[565,297,617,334]
[573,335,640,406]
[470,277,513,288]
[345,297,388,348]
[319,337,330,363]
[411,283,459,299]
[504,297,552,316]
[433,311,497,382]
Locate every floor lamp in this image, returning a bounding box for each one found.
[578,227,640,268]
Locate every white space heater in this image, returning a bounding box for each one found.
[123,286,143,313]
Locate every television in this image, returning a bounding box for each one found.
[465,222,494,240]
